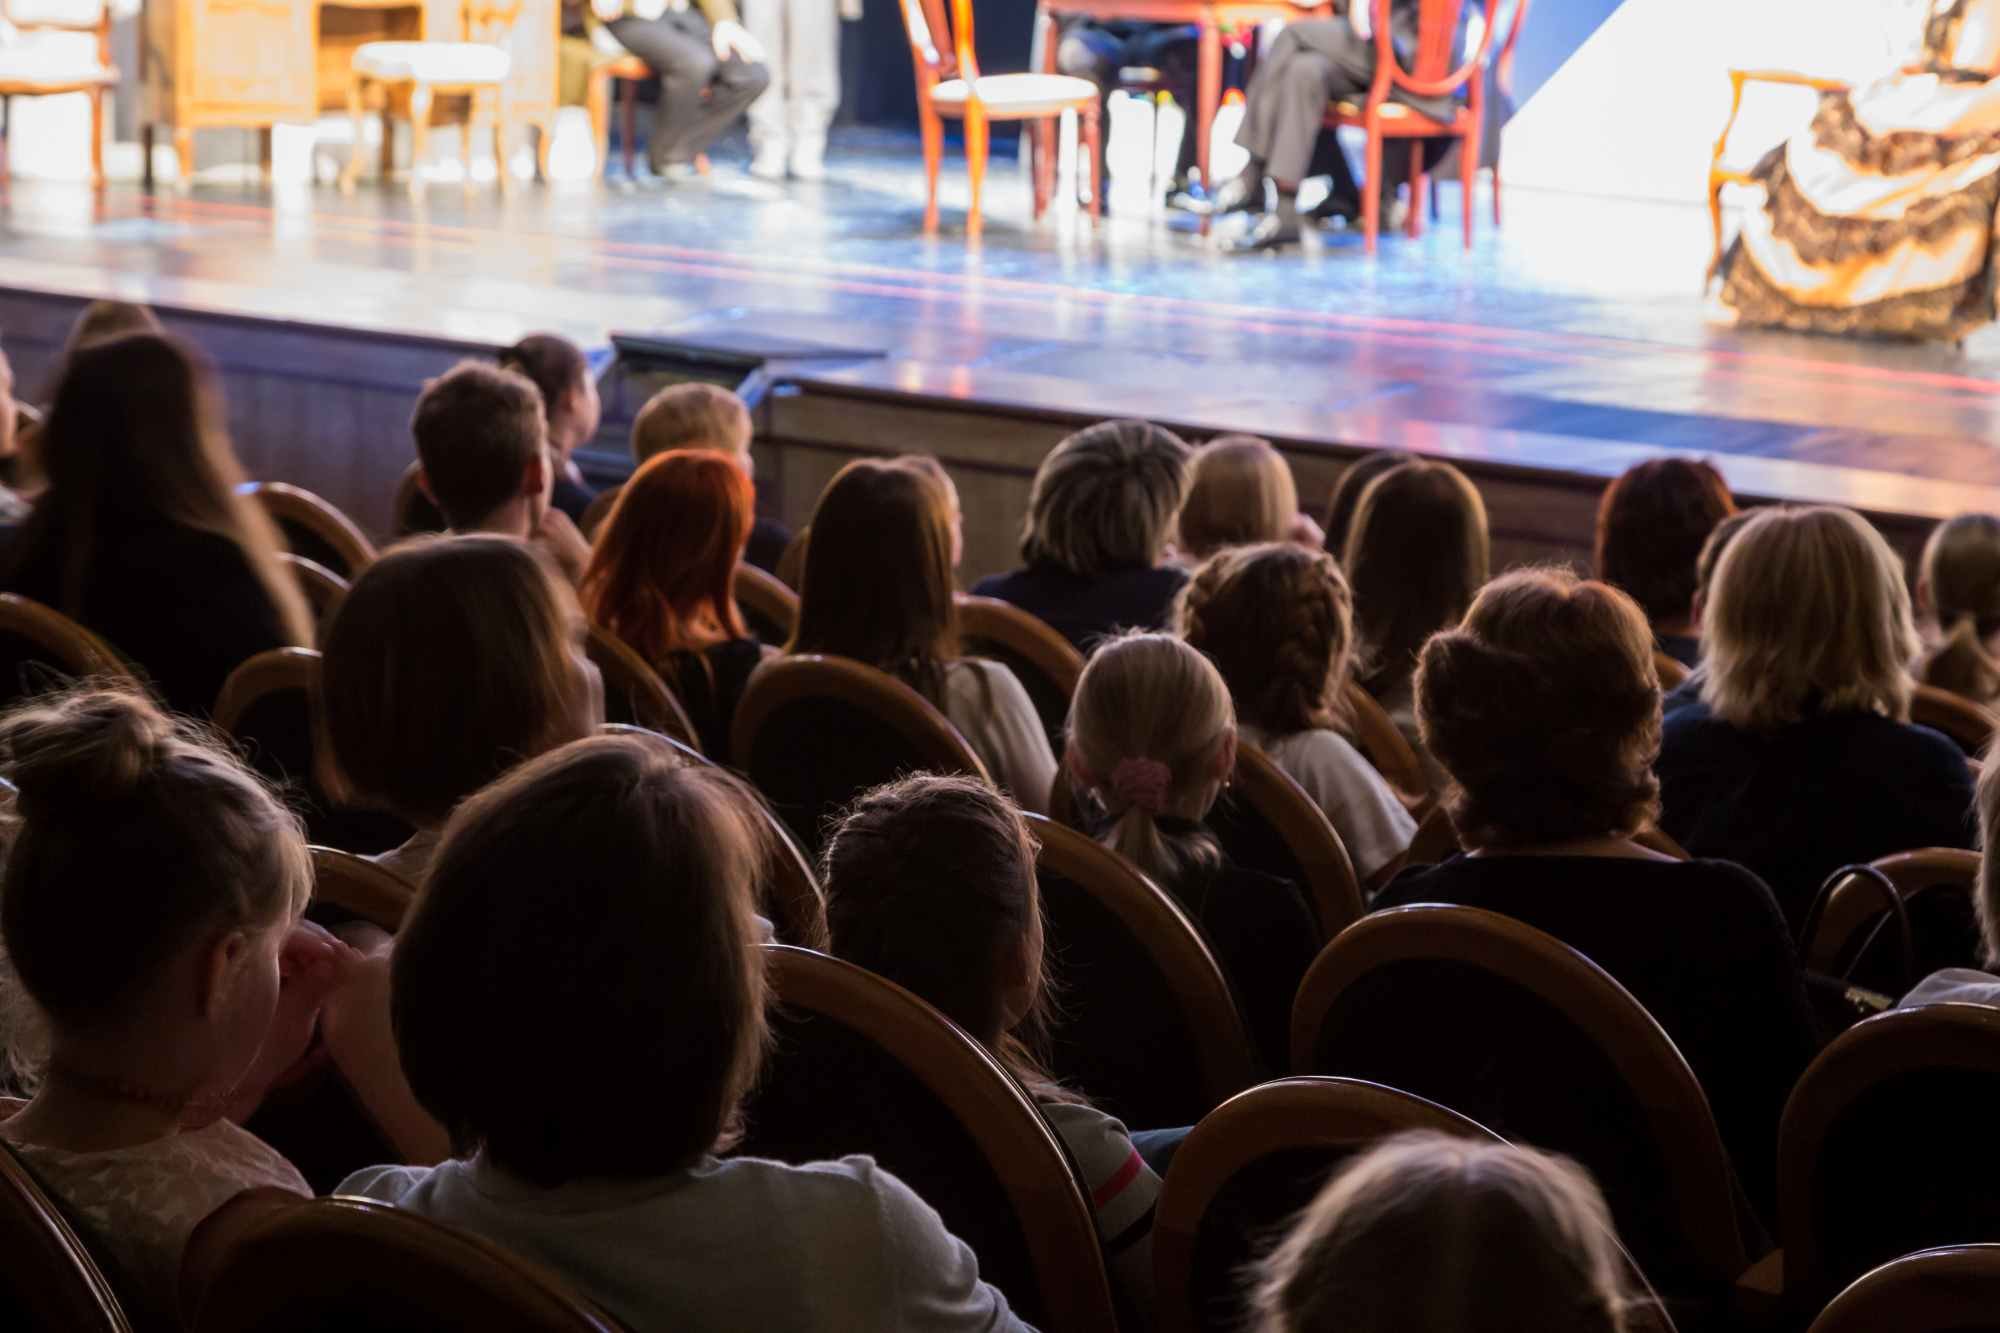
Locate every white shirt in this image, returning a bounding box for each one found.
[943,659,1057,816]
[1240,724,1417,880]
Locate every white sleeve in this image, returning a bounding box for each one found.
[867,1164,1039,1332]
[1283,731,1416,880]
[948,661,1058,816]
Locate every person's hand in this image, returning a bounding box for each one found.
[1287,510,1327,549]
[712,18,766,63]
[534,507,592,586]
[206,922,363,1126]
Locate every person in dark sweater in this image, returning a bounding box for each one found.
[1594,458,1736,672]
[497,334,602,527]
[1066,631,1318,1073]
[972,420,1193,653]
[1,333,312,716]
[1379,567,1819,1218]
[1657,506,1977,928]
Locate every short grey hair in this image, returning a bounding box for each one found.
[1020,420,1192,576]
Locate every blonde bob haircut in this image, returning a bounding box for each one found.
[1019,420,1192,577]
[1179,435,1298,560]
[1700,506,1917,729]
[1251,1131,1639,1333]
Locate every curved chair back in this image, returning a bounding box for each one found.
[1654,650,1692,690]
[731,654,989,857]
[391,461,448,538]
[1154,1077,1500,1333]
[735,564,799,648]
[956,595,1082,752]
[584,625,701,750]
[277,553,350,639]
[1802,849,1980,994]
[240,482,376,579]
[310,845,415,932]
[192,1197,627,1332]
[1912,684,1998,757]
[1291,905,1748,1302]
[1340,680,1429,807]
[1210,744,1364,942]
[0,1141,132,1333]
[0,593,137,707]
[740,946,1119,1333]
[1028,813,1255,1128]
[1779,1003,2000,1310]
[1806,1244,2000,1333]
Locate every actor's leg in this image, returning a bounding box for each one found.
[788,0,841,176]
[740,0,789,170]
[606,14,714,169]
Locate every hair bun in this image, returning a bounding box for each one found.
[1,687,176,815]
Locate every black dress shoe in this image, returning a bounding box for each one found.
[1224,213,1302,254]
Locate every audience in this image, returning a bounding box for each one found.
[1903,757,2000,1007]
[409,361,590,583]
[1377,567,1818,1212]
[0,333,313,716]
[0,346,30,525]
[1066,631,1318,1072]
[319,535,603,888]
[1914,512,2000,706]
[1657,506,1976,926]
[622,382,790,573]
[1178,435,1322,561]
[1176,543,1415,885]
[1594,458,1737,669]
[39,299,163,405]
[0,688,345,1329]
[1250,1132,1644,1333]
[778,459,1056,813]
[1319,448,1409,561]
[336,732,1030,1331]
[972,419,1193,651]
[496,334,601,526]
[581,450,768,760]
[821,773,1160,1323]
[1342,458,1490,774]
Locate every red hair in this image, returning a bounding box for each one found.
[581,450,752,662]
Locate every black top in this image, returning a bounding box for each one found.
[1658,633,1700,670]
[550,474,597,526]
[5,519,294,717]
[1378,853,1820,1215]
[747,515,791,578]
[1657,696,1977,929]
[970,562,1189,653]
[660,638,765,762]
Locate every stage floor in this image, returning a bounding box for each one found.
[7,126,2000,510]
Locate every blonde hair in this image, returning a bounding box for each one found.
[631,384,752,464]
[1176,542,1354,736]
[1179,436,1298,560]
[1916,514,2000,705]
[1252,1132,1637,1333]
[1066,632,1233,884]
[1701,506,1917,728]
[1020,420,1191,576]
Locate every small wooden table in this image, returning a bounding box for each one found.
[1031,0,1329,194]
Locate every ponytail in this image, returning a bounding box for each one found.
[1918,612,2000,704]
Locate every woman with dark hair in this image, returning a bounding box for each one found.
[1,332,312,715]
[1320,449,1410,562]
[498,334,600,524]
[1914,513,2000,706]
[1594,458,1737,669]
[1377,567,1818,1212]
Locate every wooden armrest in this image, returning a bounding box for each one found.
[1730,1249,1789,1328]
[1731,68,1851,94]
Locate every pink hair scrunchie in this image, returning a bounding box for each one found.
[1110,757,1173,815]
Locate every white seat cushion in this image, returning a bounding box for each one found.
[0,40,113,87]
[353,40,511,84]
[930,72,1097,114]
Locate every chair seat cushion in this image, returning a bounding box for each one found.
[353,40,511,83]
[931,72,1098,113]
[0,44,114,88]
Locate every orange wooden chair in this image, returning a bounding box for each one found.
[894,0,1101,238]
[240,482,377,579]
[1322,0,1499,254]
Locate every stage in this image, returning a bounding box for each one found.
[4,125,2000,575]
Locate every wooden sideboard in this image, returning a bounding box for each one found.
[141,0,557,184]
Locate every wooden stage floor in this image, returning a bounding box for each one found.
[6,127,2000,522]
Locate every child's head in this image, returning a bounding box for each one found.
[391,731,769,1186]
[1252,1132,1636,1333]
[0,688,310,1101]
[1178,436,1300,560]
[1177,543,1354,737]
[581,450,754,662]
[1917,513,2000,701]
[1594,458,1737,636]
[788,458,959,698]
[1342,460,1490,697]
[822,774,1045,1055]
[411,361,550,532]
[498,334,600,459]
[1066,632,1236,883]
[321,535,602,828]
[631,384,753,470]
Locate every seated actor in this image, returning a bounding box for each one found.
[590,0,771,178]
[1057,20,1202,205]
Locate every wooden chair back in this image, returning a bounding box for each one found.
[735,564,799,647]
[1368,0,1495,102]
[956,595,1082,753]
[1802,849,1981,994]
[894,0,960,89]
[309,845,415,932]
[1654,650,1692,690]
[1805,1244,2000,1333]
[597,722,828,947]
[731,654,989,857]
[192,1196,627,1332]
[0,593,136,707]
[1291,905,1748,1301]
[278,553,350,637]
[0,1140,132,1333]
[1778,1003,2000,1309]
[1912,684,1999,757]
[240,482,376,579]
[1154,1077,1499,1333]
[392,461,447,538]
[1028,812,1255,1128]
[1341,680,1429,807]
[741,945,1119,1333]
[584,625,701,751]
[1210,744,1365,942]
[462,0,525,45]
